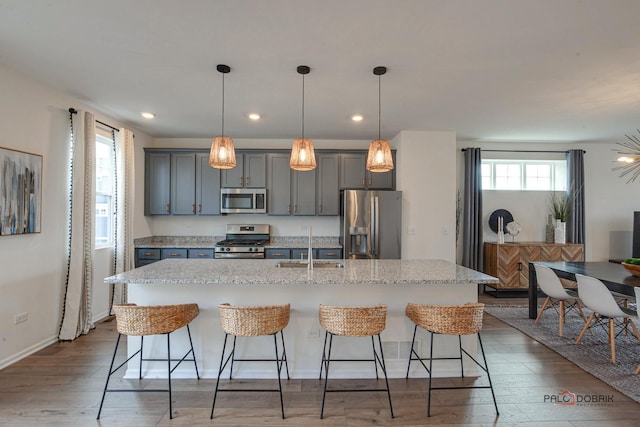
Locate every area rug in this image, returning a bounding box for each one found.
[484,305,640,404]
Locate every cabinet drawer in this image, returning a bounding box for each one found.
[188,249,214,259]
[161,248,187,259]
[265,249,291,259]
[317,249,342,259]
[137,248,160,260]
[291,248,315,260]
[136,259,158,267]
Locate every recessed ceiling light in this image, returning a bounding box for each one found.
[141,112,155,119]
[249,113,260,120]
[352,114,363,122]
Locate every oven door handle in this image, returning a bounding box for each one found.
[215,252,265,259]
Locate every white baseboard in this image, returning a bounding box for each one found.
[0,336,58,370]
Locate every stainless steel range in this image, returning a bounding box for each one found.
[215,224,270,259]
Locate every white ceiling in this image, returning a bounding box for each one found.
[2,0,640,143]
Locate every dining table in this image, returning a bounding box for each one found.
[528,261,640,319]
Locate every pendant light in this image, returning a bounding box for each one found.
[366,66,394,172]
[290,65,317,171]
[209,64,237,169]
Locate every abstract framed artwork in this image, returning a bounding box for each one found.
[0,146,42,235]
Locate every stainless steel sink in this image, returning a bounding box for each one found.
[276,261,344,269]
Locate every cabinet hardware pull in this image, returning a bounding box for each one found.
[246,176,249,186]
[240,176,243,186]
[197,253,206,257]
[369,177,372,186]
[165,203,170,213]
[319,204,323,213]
[362,177,366,185]
[198,204,202,213]
[192,204,196,213]
[143,252,153,256]
[294,204,297,213]
[326,252,336,256]
[288,205,291,213]
[518,262,522,271]
[170,253,179,256]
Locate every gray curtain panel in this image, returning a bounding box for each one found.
[462,148,483,270]
[566,149,585,244]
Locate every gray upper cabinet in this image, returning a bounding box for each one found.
[145,149,221,216]
[317,154,339,215]
[196,152,221,215]
[339,151,395,190]
[145,151,171,215]
[267,153,316,215]
[267,153,291,215]
[171,152,197,215]
[221,152,266,188]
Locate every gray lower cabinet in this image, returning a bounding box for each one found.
[317,154,339,215]
[265,248,291,259]
[266,247,343,260]
[136,247,215,267]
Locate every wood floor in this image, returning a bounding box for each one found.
[1,296,639,426]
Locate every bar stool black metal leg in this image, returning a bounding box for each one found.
[427,331,435,417]
[273,333,285,419]
[319,330,328,379]
[459,335,465,377]
[280,330,290,380]
[320,333,334,419]
[371,335,379,379]
[478,333,499,415]
[229,335,237,379]
[167,333,173,419]
[376,334,394,418]
[186,324,200,378]
[97,333,122,419]
[139,335,144,379]
[211,333,229,419]
[406,324,418,378]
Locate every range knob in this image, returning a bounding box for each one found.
[225,247,230,252]
[248,247,253,252]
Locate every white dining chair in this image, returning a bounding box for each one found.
[575,274,640,364]
[534,264,588,336]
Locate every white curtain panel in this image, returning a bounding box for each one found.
[59,111,95,340]
[113,128,135,306]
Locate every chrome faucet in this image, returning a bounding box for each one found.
[308,226,313,270]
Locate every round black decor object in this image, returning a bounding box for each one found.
[488,209,514,233]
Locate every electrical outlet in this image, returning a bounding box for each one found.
[15,312,28,324]
[407,226,416,235]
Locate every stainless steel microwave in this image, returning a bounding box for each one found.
[220,188,267,214]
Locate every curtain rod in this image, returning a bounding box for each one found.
[461,149,585,153]
[96,120,120,132]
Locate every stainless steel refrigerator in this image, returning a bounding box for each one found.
[340,190,402,259]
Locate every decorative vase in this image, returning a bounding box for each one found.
[554,219,566,244]
[545,214,555,243]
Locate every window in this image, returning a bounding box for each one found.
[481,159,566,191]
[95,132,115,247]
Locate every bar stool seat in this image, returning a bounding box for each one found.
[97,303,200,420]
[211,303,290,419]
[405,302,498,417]
[318,304,394,419]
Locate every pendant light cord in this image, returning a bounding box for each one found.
[378,73,381,140]
[221,72,225,137]
[301,73,305,139]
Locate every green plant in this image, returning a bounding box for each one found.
[549,192,572,222]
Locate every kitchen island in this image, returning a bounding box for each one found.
[105,258,497,379]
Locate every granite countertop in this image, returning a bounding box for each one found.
[133,236,342,249]
[105,258,498,286]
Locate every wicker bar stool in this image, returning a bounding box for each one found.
[97,303,200,420]
[211,303,290,419]
[318,304,394,419]
[405,302,498,417]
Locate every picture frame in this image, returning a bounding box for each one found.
[0,146,42,235]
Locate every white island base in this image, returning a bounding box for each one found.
[108,259,498,380]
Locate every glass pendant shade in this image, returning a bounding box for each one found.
[290,138,317,171]
[209,135,237,169]
[366,139,394,172]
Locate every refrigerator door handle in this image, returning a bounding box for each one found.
[372,195,380,257]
